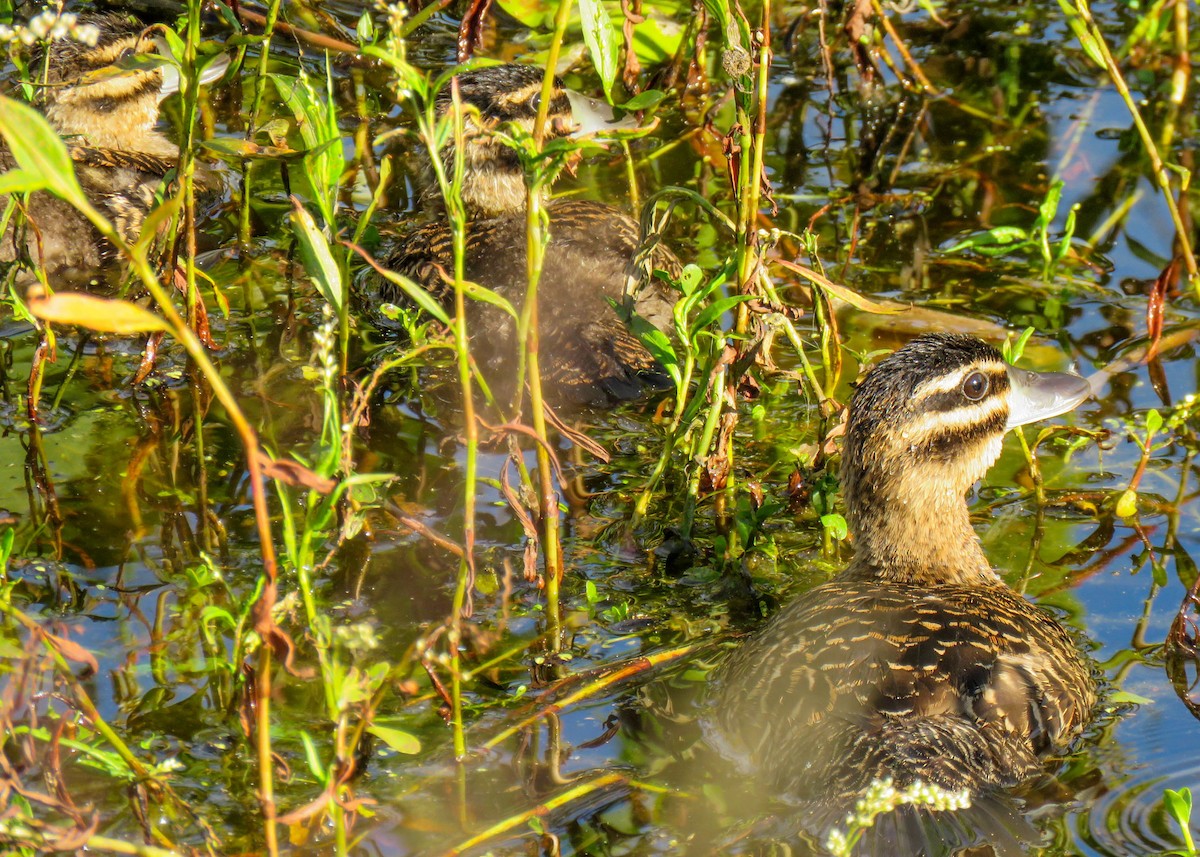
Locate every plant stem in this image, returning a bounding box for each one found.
[1073,0,1198,285]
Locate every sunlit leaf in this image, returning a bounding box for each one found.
[29,292,168,334]
[821,513,848,541]
[579,0,619,100]
[1115,488,1138,518]
[1164,787,1193,826]
[1109,689,1153,705]
[775,259,906,315]
[689,293,757,337]
[290,197,344,312]
[368,723,421,755]
[0,95,93,216]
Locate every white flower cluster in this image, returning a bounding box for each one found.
[824,778,973,856]
[0,9,100,47]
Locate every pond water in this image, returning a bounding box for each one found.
[2,1,1200,855]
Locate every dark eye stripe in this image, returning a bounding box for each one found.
[916,371,1009,414]
[915,410,1008,461]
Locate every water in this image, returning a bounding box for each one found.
[2,1,1199,854]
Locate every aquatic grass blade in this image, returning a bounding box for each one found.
[290,198,344,312]
[578,0,619,99]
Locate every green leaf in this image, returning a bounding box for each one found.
[620,89,667,111]
[943,226,1030,253]
[689,293,758,337]
[578,0,620,100]
[300,732,327,783]
[1002,327,1036,363]
[368,723,421,755]
[0,95,95,217]
[0,527,12,570]
[1109,689,1153,706]
[1115,488,1138,518]
[585,579,599,604]
[290,197,344,312]
[1146,408,1163,436]
[821,513,848,541]
[1036,180,1064,229]
[1164,788,1193,826]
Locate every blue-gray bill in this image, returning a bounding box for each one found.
[1005,365,1092,430]
[565,89,638,137]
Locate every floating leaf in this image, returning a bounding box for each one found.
[943,226,1030,254]
[29,292,168,334]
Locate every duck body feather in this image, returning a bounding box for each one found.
[712,576,1095,799]
[383,198,680,406]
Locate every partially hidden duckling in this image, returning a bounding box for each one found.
[371,63,679,407]
[707,333,1096,842]
[0,12,226,277]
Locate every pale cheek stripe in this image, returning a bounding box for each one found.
[896,397,1008,443]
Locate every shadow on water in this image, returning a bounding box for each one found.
[3,0,1200,855]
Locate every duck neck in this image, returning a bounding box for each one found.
[843,466,1000,587]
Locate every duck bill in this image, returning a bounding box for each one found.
[155,37,231,101]
[1005,365,1092,429]
[565,89,639,137]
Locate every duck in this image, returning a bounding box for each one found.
[370,63,680,408]
[0,12,226,277]
[707,334,1096,837]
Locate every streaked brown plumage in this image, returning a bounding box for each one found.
[372,63,679,407]
[0,13,219,276]
[709,334,1096,808]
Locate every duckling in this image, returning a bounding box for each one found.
[0,13,225,276]
[708,334,1095,818]
[372,63,680,407]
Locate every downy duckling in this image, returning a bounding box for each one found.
[0,12,226,276]
[372,63,680,407]
[708,334,1095,837]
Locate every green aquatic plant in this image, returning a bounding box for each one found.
[824,779,973,857]
[1165,787,1197,857]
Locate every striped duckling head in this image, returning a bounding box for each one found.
[429,63,634,216]
[841,333,1090,584]
[36,13,225,156]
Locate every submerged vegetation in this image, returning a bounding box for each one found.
[0,0,1200,854]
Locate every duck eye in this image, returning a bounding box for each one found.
[961,371,989,401]
[529,92,541,112]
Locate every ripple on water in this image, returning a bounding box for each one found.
[1076,682,1200,856]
